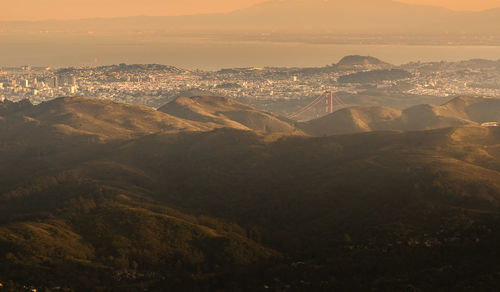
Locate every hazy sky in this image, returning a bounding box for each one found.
[1,0,499,21]
[400,0,500,11]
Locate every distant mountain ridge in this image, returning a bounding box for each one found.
[1,0,499,35]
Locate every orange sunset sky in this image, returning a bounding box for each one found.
[1,0,499,21]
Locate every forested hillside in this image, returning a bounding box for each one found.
[0,98,499,291]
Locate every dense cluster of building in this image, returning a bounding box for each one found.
[0,66,78,103]
[1,59,499,108]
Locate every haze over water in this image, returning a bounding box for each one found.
[1,38,500,69]
[2,0,500,69]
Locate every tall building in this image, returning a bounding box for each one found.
[46,76,59,88]
[59,75,77,86]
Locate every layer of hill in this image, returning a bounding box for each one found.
[0,96,301,190]
[158,95,300,133]
[301,96,500,136]
[0,97,212,143]
[1,129,500,289]
[0,97,500,290]
[0,96,301,146]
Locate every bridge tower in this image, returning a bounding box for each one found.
[325,91,334,114]
[288,90,343,120]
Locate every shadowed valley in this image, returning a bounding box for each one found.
[0,96,499,291]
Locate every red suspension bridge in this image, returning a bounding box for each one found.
[288,91,347,120]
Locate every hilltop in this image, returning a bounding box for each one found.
[0,96,212,143]
[158,95,301,133]
[0,98,33,115]
[301,96,500,136]
[0,96,303,145]
[336,55,390,67]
